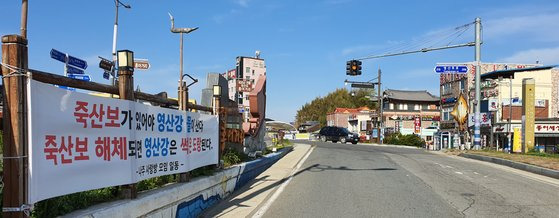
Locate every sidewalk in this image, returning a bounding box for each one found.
[201,143,312,218]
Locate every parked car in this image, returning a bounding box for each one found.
[318,126,359,144]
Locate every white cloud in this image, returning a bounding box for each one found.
[498,46,559,65]
[235,0,250,7]
[484,13,559,42]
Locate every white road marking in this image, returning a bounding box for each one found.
[252,145,316,218]
[455,171,463,175]
[473,172,479,175]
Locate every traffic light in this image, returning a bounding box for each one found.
[346,60,362,76]
[98,58,114,72]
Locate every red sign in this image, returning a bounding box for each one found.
[236,79,253,92]
[227,69,236,79]
[414,116,421,134]
[134,60,150,70]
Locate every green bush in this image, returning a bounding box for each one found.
[32,187,119,218]
[384,133,425,147]
[222,148,248,167]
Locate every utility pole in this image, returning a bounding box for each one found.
[473,17,482,150]
[20,0,28,39]
[378,68,383,144]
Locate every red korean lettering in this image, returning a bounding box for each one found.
[111,137,128,160]
[105,106,120,127]
[90,104,105,128]
[74,101,89,128]
[95,136,111,161]
[59,136,74,164]
[44,135,58,165]
[75,136,89,161]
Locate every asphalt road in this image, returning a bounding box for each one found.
[261,140,559,218]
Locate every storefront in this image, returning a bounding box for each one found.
[493,120,559,153]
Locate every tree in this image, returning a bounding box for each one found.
[295,88,377,128]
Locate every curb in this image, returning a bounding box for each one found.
[459,153,559,180]
[360,143,421,149]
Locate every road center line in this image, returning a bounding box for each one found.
[252,145,316,218]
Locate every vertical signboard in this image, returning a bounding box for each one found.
[414,116,421,134]
[513,127,522,153]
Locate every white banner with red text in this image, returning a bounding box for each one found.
[27,80,218,204]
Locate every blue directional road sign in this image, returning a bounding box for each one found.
[103,71,110,80]
[68,74,91,82]
[67,65,85,75]
[68,55,88,69]
[435,65,468,74]
[50,49,67,63]
[57,85,76,91]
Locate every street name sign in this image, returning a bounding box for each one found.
[68,74,91,82]
[435,65,468,74]
[134,59,150,70]
[68,55,88,69]
[50,49,67,63]
[67,65,85,75]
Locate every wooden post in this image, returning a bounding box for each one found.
[178,83,190,182]
[214,96,226,164]
[2,35,29,218]
[118,59,137,199]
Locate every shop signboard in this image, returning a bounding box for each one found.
[236,79,253,92]
[414,116,421,134]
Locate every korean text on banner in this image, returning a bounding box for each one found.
[27,80,218,204]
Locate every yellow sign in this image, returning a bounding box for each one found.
[513,127,522,153]
[451,94,469,130]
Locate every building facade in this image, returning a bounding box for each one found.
[226,55,266,122]
[437,62,558,150]
[326,107,374,136]
[382,89,440,144]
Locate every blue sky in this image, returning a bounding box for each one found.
[2,0,559,122]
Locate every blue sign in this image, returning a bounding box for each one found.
[372,129,378,138]
[57,85,75,91]
[68,55,88,69]
[50,49,66,63]
[103,71,110,80]
[435,65,468,74]
[67,65,85,75]
[68,74,91,82]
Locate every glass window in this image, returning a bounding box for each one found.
[460,79,466,91]
[390,103,394,110]
[422,104,428,110]
[442,107,453,121]
[407,104,413,111]
[414,104,420,110]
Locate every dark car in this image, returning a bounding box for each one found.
[318,126,359,144]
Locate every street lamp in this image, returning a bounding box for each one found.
[213,85,222,97]
[168,12,198,110]
[111,0,131,87]
[117,50,134,72]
